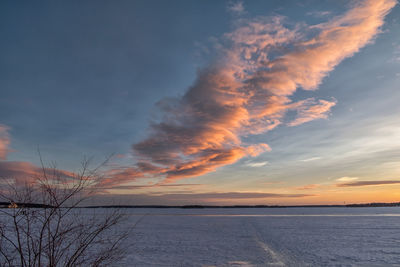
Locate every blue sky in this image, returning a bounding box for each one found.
[1,0,400,205]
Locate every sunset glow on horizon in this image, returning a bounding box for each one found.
[1,0,400,205]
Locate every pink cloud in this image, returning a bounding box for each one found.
[0,125,77,187]
[0,124,11,160]
[104,0,395,187]
[288,98,337,126]
[99,144,270,187]
[227,1,245,15]
[0,161,75,186]
[295,184,319,190]
[337,180,400,187]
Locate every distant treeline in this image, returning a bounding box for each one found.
[345,202,400,207]
[82,203,400,209]
[1,202,400,209]
[0,202,53,208]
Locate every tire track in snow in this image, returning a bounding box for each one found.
[254,239,286,266]
[246,220,287,266]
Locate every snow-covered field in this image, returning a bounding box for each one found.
[114,207,400,266]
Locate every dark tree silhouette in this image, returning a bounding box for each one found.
[0,157,128,267]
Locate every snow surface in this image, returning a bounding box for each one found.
[108,207,400,266]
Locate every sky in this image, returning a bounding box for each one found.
[1,0,400,205]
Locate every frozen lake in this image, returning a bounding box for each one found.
[113,207,400,266]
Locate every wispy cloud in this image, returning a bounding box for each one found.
[150,192,314,200]
[102,0,396,187]
[227,1,245,15]
[300,157,322,162]
[0,127,76,186]
[337,180,400,187]
[0,124,11,160]
[336,176,359,182]
[288,98,336,126]
[295,184,319,190]
[246,161,269,167]
[99,183,202,190]
[86,191,315,205]
[393,44,400,61]
[306,11,332,18]
[0,161,75,185]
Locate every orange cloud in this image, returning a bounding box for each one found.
[163,145,269,181]
[295,184,320,190]
[288,98,337,126]
[0,161,75,186]
[153,192,314,200]
[105,0,395,187]
[0,124,11,160]
[0,126,78,187]
[337,180,400,187]
[99,144,271,187]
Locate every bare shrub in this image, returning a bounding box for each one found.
[0,157,128,267]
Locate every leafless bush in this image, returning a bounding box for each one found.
[0,157,128,267]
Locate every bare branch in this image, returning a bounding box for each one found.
[0,156,127,267]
